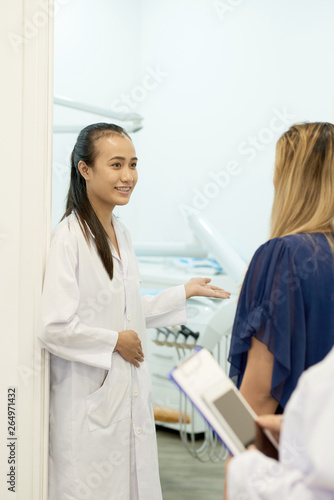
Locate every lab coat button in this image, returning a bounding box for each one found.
[136,427,142,435]
[127,314,131,321]
[133,389,138,397]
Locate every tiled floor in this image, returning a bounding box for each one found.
[157,428,226,500]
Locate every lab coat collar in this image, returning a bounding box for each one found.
[111,214,126,233]
[72,211,126,238]
[72,211,127,266]
[112,215,128,270]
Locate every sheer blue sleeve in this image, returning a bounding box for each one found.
[228,237,305,409]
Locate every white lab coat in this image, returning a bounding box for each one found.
[39,212,186,500]
[228,347,334,500]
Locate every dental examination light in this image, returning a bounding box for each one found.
[134,241,207,258]
[53,123,143,134]
[53,96,144,133]
[185,210,247,285]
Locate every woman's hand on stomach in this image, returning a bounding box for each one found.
[115,330,144,367]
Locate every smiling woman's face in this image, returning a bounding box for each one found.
[81,133,138,213]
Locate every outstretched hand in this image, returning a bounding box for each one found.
[184,277,231,300]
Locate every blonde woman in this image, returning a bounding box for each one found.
[228,122,334,416]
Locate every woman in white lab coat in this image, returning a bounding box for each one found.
[39,123,230,500]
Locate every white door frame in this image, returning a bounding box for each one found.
[0,1,53,498]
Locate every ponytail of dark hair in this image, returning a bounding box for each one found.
[62,122,131,280]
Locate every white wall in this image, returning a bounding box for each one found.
[53,0,334,262]
[52,0,141,226]
[1,1,53,498]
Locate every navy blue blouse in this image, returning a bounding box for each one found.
[228,233,334,409]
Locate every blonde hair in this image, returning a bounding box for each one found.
[270,122,334,247]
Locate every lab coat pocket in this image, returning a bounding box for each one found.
[85,355,131,432]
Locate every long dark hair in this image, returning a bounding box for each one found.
[62,122,132,280]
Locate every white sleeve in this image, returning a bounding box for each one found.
[228,450,314,500]
[38,235,118,370]
[142,285,187,328]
